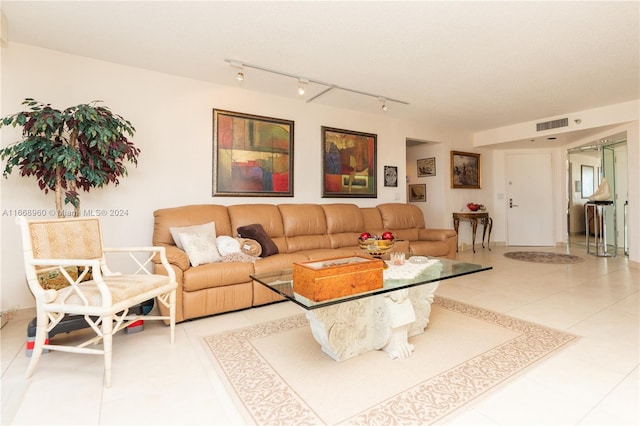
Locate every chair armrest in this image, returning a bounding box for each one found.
[418,228,457,242]
[103,246,178,282]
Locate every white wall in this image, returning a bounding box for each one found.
[0,43,470,311]
[406,143,493,248]
[3,43,638,313]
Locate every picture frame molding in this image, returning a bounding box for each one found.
[321,126,377,198]
[417,157,436,177]
[384,165,398,187]
[212,109,294,197]
[408,183,427,202]
[451,150,481,189]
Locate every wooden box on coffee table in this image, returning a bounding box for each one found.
[292,255,384,302]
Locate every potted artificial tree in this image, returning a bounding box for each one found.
[0,98,140,217]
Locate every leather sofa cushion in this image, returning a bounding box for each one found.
[279,204,328,236]
[321,203,364,233]
[228,204,286,253]
[154,205,232,246]
[361,207,383,231]
[388,228,420,242]
[253,253,310,275]
[279,204,331,252]
[322,203,364,249]
[377,203,426,229]
[409,240,451,257]
[182,261,255,292]
[327,232,362,249]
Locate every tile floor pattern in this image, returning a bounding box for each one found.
[1,245,638,425]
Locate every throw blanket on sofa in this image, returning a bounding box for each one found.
[220,252,259,263]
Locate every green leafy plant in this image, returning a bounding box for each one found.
[0,98,140,217]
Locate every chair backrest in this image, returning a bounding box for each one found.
[17,217,105,301]
[21,217,104,260]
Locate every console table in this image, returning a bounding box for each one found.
[452,211,492,253]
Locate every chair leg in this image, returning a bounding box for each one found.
[102,315,114,388]
[169,290,176,344]
[25,307,48,379]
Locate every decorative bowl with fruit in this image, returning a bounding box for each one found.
[358,231,395,257]
[466,203,484,212]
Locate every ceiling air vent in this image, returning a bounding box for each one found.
[536,118,568,132]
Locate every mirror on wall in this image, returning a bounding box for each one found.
[580,165,595,199]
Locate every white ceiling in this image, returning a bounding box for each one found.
[2,1,638,146]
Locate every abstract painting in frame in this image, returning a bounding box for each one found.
[321,126,377,198]
[408,184,426,202]
[213,109,294,196]
[451,150,481,189]
[417,157,436,177]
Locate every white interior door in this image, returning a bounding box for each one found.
[506,152,555,246]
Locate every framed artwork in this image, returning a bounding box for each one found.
[417,157,436,177]
[321,126,377,198]
[408,184,426,202]
[384,166,398,187]
[213,109,294,197]
[581,165,594,198]
[451,151,481,189]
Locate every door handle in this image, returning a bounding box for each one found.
[509,198,519,208]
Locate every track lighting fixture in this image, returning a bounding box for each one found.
[228,60,244,82]
[297,78,308,96]
[224,58,409,108]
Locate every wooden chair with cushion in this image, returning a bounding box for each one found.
[16,216,177,387]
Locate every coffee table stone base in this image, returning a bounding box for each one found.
[306,281,440,361]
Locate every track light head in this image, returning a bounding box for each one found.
[297,78,308,96]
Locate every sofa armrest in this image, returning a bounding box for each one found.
[419,228,457,242]
[152,244,191,271]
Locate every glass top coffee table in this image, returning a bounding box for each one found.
[251,256,492,362]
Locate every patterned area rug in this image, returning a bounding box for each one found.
[504,251,584,264]
[203,296,577,425]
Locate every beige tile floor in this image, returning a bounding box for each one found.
[1,244,638,425]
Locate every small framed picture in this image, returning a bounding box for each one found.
[384,166,398,187]
[417,157,436,177]
[408,184,426,202]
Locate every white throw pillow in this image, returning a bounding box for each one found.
[179,231,221,267]
[216,235,241,256]
[170,222,216,249]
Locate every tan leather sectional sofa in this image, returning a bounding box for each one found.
[152,202,457,323]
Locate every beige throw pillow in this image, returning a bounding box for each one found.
[170,222,216,250]
[179,231,221,267]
